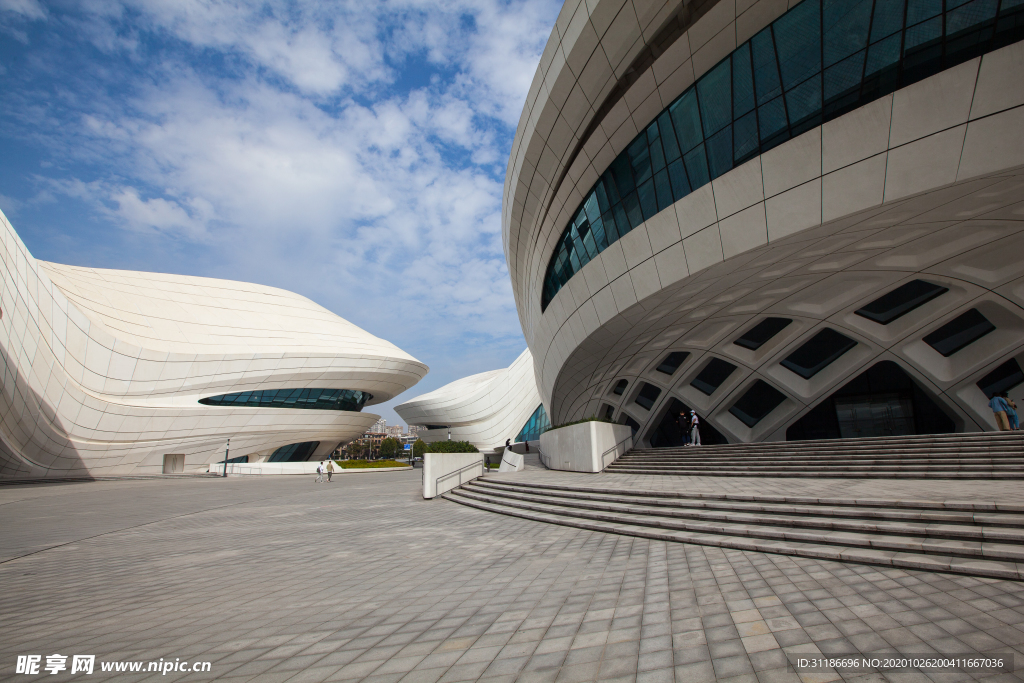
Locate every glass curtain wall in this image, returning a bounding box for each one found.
[516,404,552,442]
[541,0,1024,310]
[199,388,372,411]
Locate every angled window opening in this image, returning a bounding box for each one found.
[199,388,372,412]
[734,317,792,350]
[855,279,948,324]
[621,414,641,435]
[268,441,320,462]
[612,379,629,395]
[601,404,616,421]
[656,351,690,375]
[423,425,448,430]
[781,329,857,379]
[635,383,663,411]
[977,359,1024,399]
[924,309,995,357]
[690,358,737,395]
[729,381,787,427]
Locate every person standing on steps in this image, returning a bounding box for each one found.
[678,410,690,447]
[1004,392,1019,431]
[690,410,701,447]
[990,393,1012,431]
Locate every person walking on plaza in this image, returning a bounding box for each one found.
[678,410,690,446]
[1004,393,1019,430]
[315,461,324,483]
[690,410,701,447]
[990,393,1012,431]
[326,459,334,482]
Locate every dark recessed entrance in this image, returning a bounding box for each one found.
[647,398,728,447]
[786,361,955,440]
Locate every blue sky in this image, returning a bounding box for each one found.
[0,0,561,428]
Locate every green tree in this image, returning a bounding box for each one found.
[379,437,400,460]
[346,440,366,459]
[412,439,427,458]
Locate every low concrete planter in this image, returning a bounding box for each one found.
[423,452,485,498]
[209,461,411,476]
[538,422,633,472]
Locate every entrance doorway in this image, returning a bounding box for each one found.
[646,398,729,446]
[787,361,955,440]
[162,454,185,474]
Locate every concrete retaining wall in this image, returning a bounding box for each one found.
[539,422,633,473]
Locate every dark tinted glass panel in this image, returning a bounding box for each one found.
[730,380,787,426]
[199,388,372,411]
[775,0,822,87]
[923,308,996,356]
[733,44,757,116]
[781,329,857,379]
[691,358,738,395]
[656,351,690,375]
[602,404,616,421]
[698,60,732,135]
[516,404,551,442]
[735,317,792,350]
[824,0,873,66]
[854,279,948,323]
[613,379,629,395]
[424,425,448,430]
[269,441,320,463]
[635,382,663,410]
[622,415,641,435]
[977,359,1024,398]
[540,0,1024,311]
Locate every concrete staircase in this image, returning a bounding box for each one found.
[605,432,1024,478]
[444,478,1024,580]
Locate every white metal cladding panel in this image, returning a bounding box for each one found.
[395,348,544,451]
[0,210,424,478]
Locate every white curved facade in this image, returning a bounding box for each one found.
[395,349,545,452]
[0,209,428,478]
[505,0,1024,445]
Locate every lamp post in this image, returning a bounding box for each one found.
[222,438,230,478]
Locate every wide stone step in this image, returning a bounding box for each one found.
[447,479,1024,578]
[444,490,1024,581]
[606,461,1024,470]
[462,482,1024,543]
[603,467,1024,478]
[468,480,1024,526]
[629,433,1024,452]
[623,450,1024,460]
[612,456,1024,466]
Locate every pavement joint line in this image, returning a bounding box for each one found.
[0,483,340,566]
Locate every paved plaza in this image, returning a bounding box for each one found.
[2,470,1024,683]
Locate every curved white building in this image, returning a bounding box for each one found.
[395,349,548,452]
[505,0,1024,446]
[0,210,427,478]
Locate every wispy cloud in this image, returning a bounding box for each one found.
[0,0,560,425]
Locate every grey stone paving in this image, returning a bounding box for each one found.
[1,470,1023,683]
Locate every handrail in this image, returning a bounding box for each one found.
[435,458,484,496]
[601,433,633,469]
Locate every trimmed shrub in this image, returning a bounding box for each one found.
[425,440,479,453]
[338,459,408,469]
[548,416,612,431]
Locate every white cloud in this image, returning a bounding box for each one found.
[9,0,561,424]
[0,0,46,20]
